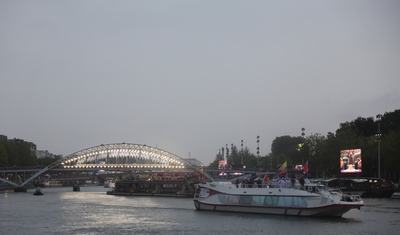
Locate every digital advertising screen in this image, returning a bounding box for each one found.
[340,149,362,174]
[218,160,227,169]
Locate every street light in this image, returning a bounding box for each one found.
[301,128,305,165]
[241,139,243,165]
[375,114,382,178]
[257,136,260,169]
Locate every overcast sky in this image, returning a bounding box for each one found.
[1,1,399,165]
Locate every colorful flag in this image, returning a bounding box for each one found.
[263,173,270,182]
[278,161,287,176]
[303,161,308,174]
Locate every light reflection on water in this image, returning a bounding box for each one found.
[1,186,399,235]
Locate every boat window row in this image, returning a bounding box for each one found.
[219,195,308,208]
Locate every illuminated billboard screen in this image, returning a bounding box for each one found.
[218,160,227,169]
[340,149,362,174]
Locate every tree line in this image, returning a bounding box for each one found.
[208,109,400,179]
[0,139,61,167]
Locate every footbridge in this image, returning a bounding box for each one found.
[0,143,210,188]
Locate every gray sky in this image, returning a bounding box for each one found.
[1,1,399,165]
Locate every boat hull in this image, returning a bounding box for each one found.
[194,200,360,217]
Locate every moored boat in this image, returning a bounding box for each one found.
[314,178,395,198]
[73,184,80,191]
[391,192,400,199]
[193,181,364,217]
[361,178,395,198]
[316,178,367,196]
[104,179,116,188]
[33,187,43,196]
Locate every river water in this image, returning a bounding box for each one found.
[1,186,399,235]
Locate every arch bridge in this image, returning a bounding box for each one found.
[0,143,208,188]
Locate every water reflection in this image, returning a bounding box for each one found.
[1,187,399,235]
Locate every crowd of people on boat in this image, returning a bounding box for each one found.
[269,176,310,188]
[235,174,311,189]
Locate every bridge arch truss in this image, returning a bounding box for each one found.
[60,143,193,170]
[8,143,206,187]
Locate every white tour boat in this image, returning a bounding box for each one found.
[104,179,116,188]
[193,181,364,217]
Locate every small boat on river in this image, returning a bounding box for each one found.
[193,181,364,217]
[73,184,80,191]
[104,179,116,188]
[33,188,43,196]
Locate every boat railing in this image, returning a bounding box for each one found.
[327,187,362,202]
[342,194,363,202]
[193,185,201,199]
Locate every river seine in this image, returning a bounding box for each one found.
[1,186,399,235]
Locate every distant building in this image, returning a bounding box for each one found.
[36,150,52,159]
[0,134,7,141]
[28,142,37,154]
[36,150,63,159]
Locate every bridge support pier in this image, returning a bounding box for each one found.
[14,187,27,192]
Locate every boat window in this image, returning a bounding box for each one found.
[277,197,287,206]
[264,196,279,206]
[225,195,239,205]
[252,196,264,205]
[291,197,307,207]
[218,194,228,204]
[282,197,292,206]
[239,196,253,205]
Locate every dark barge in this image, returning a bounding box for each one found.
[107,173,202,197]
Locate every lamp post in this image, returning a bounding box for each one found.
[226,144,229,166]
[301,128,305,165]
[375,114,382,178]
[241,139,243,166]
[257,136,260,169]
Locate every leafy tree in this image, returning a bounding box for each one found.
[5,141,19,166]
[271,135,303,167]
[208,150,225,169]
[208,109,400,179]
[0,141,9,166]
[37,156,59,166]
